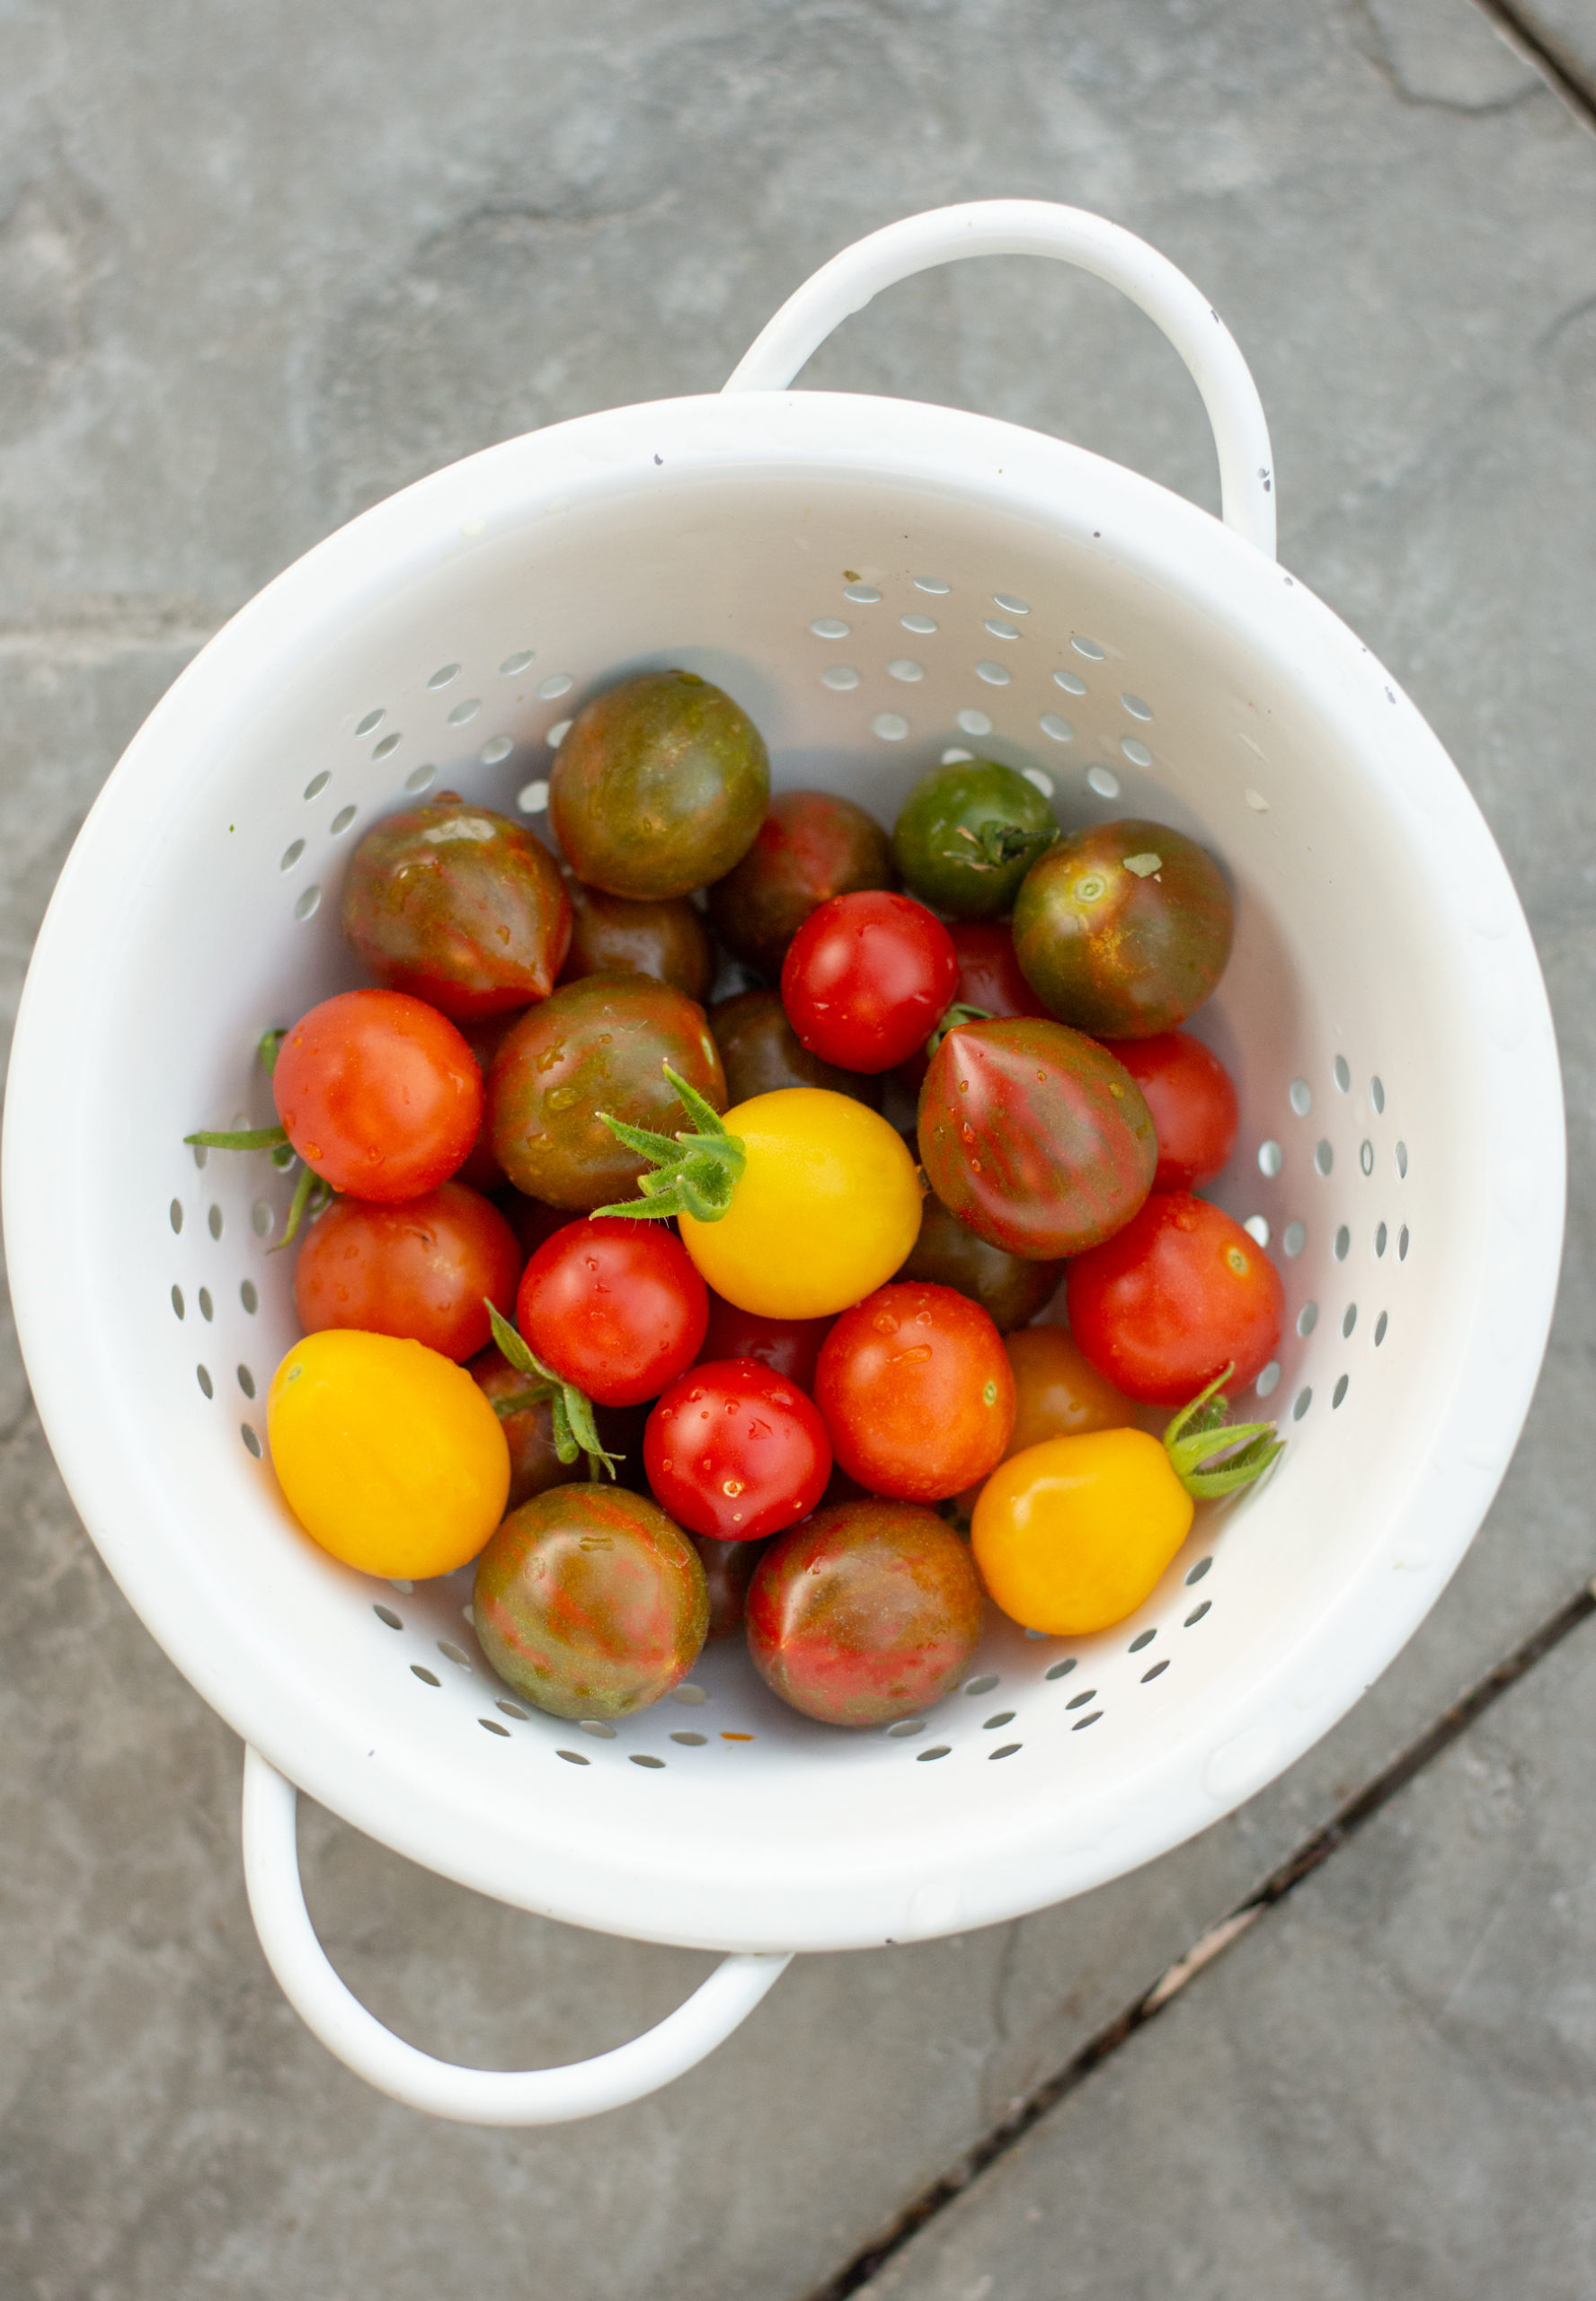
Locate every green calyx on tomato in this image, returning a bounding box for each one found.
[185,1026,335,1250]
[923,999,992,1060]
[483,1300,621,1481]
[1163,1364,1285,1499]
[596,1062,747,1223]
[893,760,1059,920]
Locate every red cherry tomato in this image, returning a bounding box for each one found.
[644,1358,831,1541]
[815,1281,1015,1502]
[1098,1031,1238,1192]
[1067,1190,1284,1405]
[273,989,482,1203]
[700,1293,833,1390]
[293,1181,522,1362]
[948,921,1051,1023]
[517,1217,708,1408]
[782,891,958,1074]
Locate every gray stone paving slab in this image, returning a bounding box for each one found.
[858,1608,1596,2301]
[2,3,1594,2298]
[1514,0,1596,90]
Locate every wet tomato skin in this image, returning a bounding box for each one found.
[1097,1030,1238,1192]
[341,798,572,1018]
[918,1017,1156,1261]
[707,788,895,979]
[700,1294,833,1390]
[558,874,714,1004]
[783,891,959,1075]
[293,1181,522,1362]
[454,1008,528,1193]
[517,1217,709,1408]
[1067,1190,1285,1405]
[1013,818,1233,1038]
[710,988,877,1108]
[896,1191,1063,1335]
[273,989,483,1202]
[746,1499,985,1727]
[816,1281,1015,1503]
[644,1358,831,1541]
[474,1484,708,1720]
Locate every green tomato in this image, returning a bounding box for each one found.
[891,760,1057,920]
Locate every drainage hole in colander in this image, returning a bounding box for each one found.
[1024,1626,1049,1640]
[671,1730,706,1746]
[294,886,322,921]
[917,1745,952,1762]
[1342,1303,1357,1337]
[241,1425,262,1458]
[1360,1140,1374,1176]
[722,1731,754,1743]
[811,617,850,639]
[993,592,1030,614]
[495,1699,528,1719]
[1129,1630,1157,1652]
[171,1285,184,1320]
[447,697,482,725]
[886,1719,925,1737]
[887,659,924,682]
[428,663,460,689]
[192,1141,208,1170]
[252,1201,274,1239]
[1086,765,1120,798]
[942,747,974,765]
[240,1280,258,1314]
[578,1720,616,1739]
[989,1743,1022,1760]
[304,771,331,801]
[1258,1140,1282,1177]
[518,781,551,817]
[1184,1602,1211,1628]
[1396,1142,1408,1178]
[1399,1225,1410,1259]
[1375,1312,1388,1346]
[1122,694,1153,721]
[196,1365,213,1399]
[631,1755,666,1770]
[411,1666,440,1687]
[1315,1140,1334,1177]
[437,1640,471,1667]
[403,764,435,794]
[1290,1079,1312,1116]
[843,582,881,605]
[1072,637,1106,660]
[499,650,534,676]
[873,713,909,742]
[354,709,384,738]
[330,804,359,834]
[957,708,993,737]
[1024,772,1055,804]
[1055,669,1088,697]
[1044,1657,1077,1681]
[1244,1216,1269,1248]
[556,1750,590,1765]
[1292,1388,1313,1421]
[236,1364,255,1397]
[670,1684,706,1705]
[1255,1361,1281,1398]
[1333,1055,1351,1092]
[479,1719,510,1737]
[821,666,859,691]
[901,613,936,635]
[1185,1558,1213,1586]
[279,840,305,873]
[1334,1226,1351,1261]
[984,1711,1016,1730]
[1040,715,1072,743]
[1333,1375,1350,1408]
[372,733,401,760]
[1283,1222,1307,1258]
[964,1674,999,1697]
[1122,739,1154,768]
[984,619,1019,643]
[1065,1688,1096,1710]
[1071,1712,1103,1731]
[1371,1076,1386,1114]
[207,1203,223,1239]
[1375,1222,1388,1258]
[1297,1302,1318,1337]
[373,1605,403,1630]
[1142,1660,1170,1683]
[914,575,950,595]
[480,736,513,767]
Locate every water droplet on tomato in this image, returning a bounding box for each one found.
[723,1479,744,1497]
[961,1124,975,1143]
[891,1346,934,1365]
[873,1310,899,1334]
[548,1086,578,1111]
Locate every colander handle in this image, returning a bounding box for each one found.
[723,200,1276,558]
[241,1746,793,2126]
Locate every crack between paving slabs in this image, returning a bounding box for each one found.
[1471,0,1596,122]
[807,1576,1596,2301]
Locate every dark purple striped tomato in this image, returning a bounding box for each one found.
[1012,819,1232,1038]
[917,1017,1156,1260]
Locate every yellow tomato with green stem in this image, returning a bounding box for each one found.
[598,1071,922,1319]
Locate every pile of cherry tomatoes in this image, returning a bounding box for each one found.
[196,665,1285,1731]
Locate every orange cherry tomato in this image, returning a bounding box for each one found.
[815,1281,1015,1503]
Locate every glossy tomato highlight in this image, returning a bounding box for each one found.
[1067,1190,1284,1404]
[816,1281,1015,1502]
[517,1217,708,1408]
[782,891,958,1074]
[645,1358,831,1541]
[273,989,483,1202]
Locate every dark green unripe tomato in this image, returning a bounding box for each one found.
[558,871,714,1004]
[341,797,572,1017]
[474,1484,708,1719]
[1012,819,1233,1037]
[486,973,725,1210]
[707,789,894,977]
[896,1192,1063,1333]
[709,988,877,1109]
[892,760,1057,920]
[550,670,769,900]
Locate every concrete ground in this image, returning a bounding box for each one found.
[2,1,1593,2295]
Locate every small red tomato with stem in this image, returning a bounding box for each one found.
[1097,1030,1238,1193]
[272,988,483,1202]
[293,1180,521,1361]
[816,1281,1015,1504]
[644,1358,831,1541]
[517,1216,708,1408]
[700,1293,833,1390]
[783,891,958,1074]
[1067,1190,1284,1405]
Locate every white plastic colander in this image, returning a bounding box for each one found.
[3,204,1565,2127]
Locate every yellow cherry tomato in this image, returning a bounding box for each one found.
[971,1429,1193,1635]
[268,1328,510,1579]
[1004,1324,1135,1451]
[679,1087,923,1319]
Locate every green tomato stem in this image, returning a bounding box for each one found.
[185,1124,289,1150]
[1163,1364,1286,1500]
[943,821,1058,874]
[258,1026,287,1077]
[484,1301,619,1480]
[593,1062,747,1224]
[924,1001,992,1060]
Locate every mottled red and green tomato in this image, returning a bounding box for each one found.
[468,1346,648,1508]
[891,760,1057,920]
[274,989,482,1202]
[700,1293,832,1390]
[746,1500,986,1727]
[918,1017,1156,1260]
[517,1217,708,1408]
[707,788,894,978]
[644,1358,831,1542]
[293,1181,521,1362]
[1013,819,1233,1037]
[1098,1030,1239,1192]
[896,1191,1063,1335]
[816,1282,1015,1503]
[341,798,571,1018]
[1068,1191,1284,1404]
[487,974,725,1209]
[474,1485,709,1720]
[557,874,714,1004]
[690,1533,767,1639]
[710,988,877,1108]
[782,892,958,1074]
[550,671,769,900]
